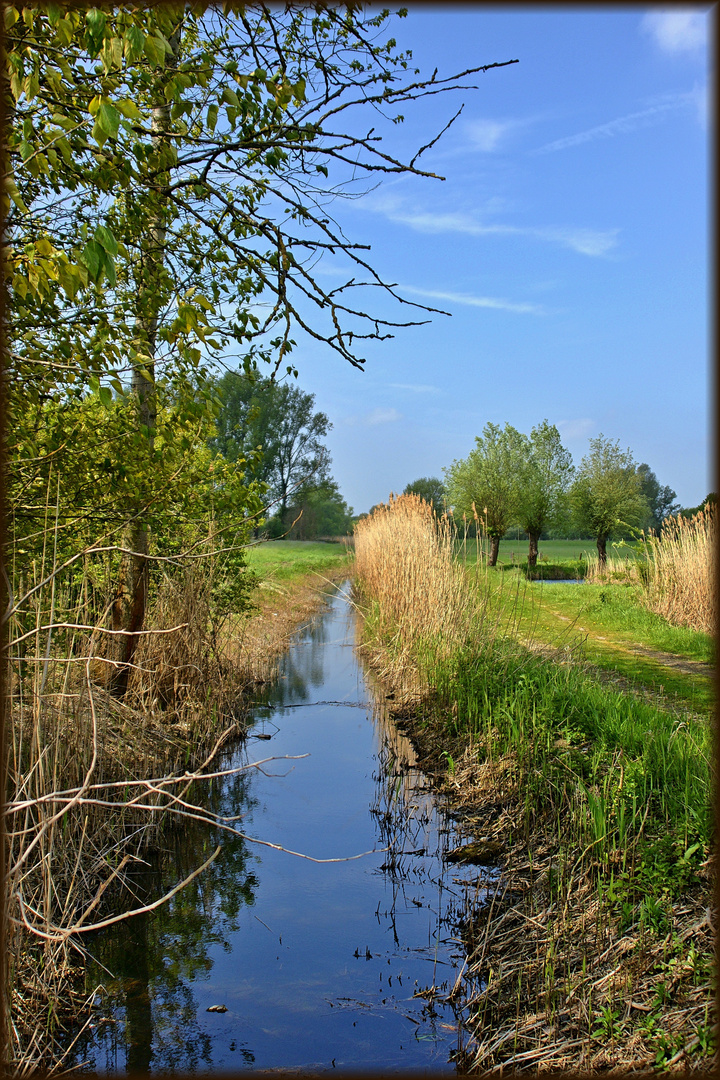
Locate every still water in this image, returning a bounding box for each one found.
[81,583,486,1073]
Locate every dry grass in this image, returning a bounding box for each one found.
[642,506,716,635]
[4,531,346,1073]
[584,552,644,586]
[354,494,484,673]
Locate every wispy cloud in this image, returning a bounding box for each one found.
[557,418,596,442]
[344,407,402,427]
[641,10,708,54]
[532,92,698,154]
[465,117,522,152]
[389,383,441,394]
[533,227,619,257]
[372,200,619,258]
[399,285,546,316]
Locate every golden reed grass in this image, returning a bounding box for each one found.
[354,493,481,662]
[643,504,716,635]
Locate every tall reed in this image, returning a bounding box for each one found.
[641,505,715,635]
[4,520,258,1072]
[354,494,482,664]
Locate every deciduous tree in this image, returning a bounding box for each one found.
[570,435,648,567]
[515,421,574,568]
[5,2,517,689]
[403,476,446,516]
[444,423,524,566]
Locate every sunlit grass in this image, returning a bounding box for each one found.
[244,539,352,583]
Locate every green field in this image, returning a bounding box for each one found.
[244,539,353,583]
[456,536,645,566]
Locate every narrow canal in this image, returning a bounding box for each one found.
[81,582,488,1073]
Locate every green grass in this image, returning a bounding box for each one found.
[244,539,353,583]
[476,576,714,716]
[455,536,645,567]
[386,623,713,888]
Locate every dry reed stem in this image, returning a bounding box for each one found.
[354,494,484,684]
[643,506,716,635]
[4,537,347,1072]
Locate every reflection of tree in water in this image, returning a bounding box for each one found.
[83,764,259,1070]
[267,606,334,708]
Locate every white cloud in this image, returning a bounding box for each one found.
[466,118,518,152]
[557,418,596,442]
[399,285,546,316]
[641,9,708,53]
[344,407,402,427]
[535,227,620,258]
[389,383,441,394]
[533,94,696,154]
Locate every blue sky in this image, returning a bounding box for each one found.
[263,6,712,515]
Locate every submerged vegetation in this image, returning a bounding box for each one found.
[354,494,715,1073]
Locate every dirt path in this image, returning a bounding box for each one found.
[543,609,714,679]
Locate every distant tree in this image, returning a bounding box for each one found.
[515,421,575,568]
[677,493,717,520]
[444,423,524,566]
[636,464,680,533]
[211,372,332,517]
[570,435,649,567]
[403,476,447,515]
[283,479,353,539]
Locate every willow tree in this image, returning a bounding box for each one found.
[515,420,574,568]
[5,3,517,691]
[444,423,525,566]
[570,435,649,567]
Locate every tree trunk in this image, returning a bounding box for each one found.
[488,535,500,566]
[597,534,608,569]
[527,531,540,569]
[108,26,180,697]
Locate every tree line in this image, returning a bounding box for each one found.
[209,370,353,539]
[401,421,693,568]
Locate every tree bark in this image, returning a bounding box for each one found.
[108,25,180,697]
[597,534,608,569]
[527,531,540,569]
[488,535,500,567]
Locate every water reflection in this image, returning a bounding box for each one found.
[81,583,484,1073]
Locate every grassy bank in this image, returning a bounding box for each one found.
[354,496,715,1073]
[480,576,714,718]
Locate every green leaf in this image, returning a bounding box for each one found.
[85,8,106,38]
[4,7,20,29]
[124,25,145,62]
[144,35,165,67]
[98,385,113,409]
[116,98,141,120]
[79,240,102,281]
[94,224,118,256]
[96,101,120,139]
[206,103,218,133]
[91,119,108,148]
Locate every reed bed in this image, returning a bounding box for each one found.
[3,529,266,1073]
[354,494,485,679]
[642,505,716,635]
[584,552,644,585]
[353,491,715,1073]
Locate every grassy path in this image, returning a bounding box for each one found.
[482,575,714,717]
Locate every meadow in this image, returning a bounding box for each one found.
[354,495,715,1073]
[244,538,352,583]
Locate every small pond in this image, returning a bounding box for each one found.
[79,582,489,1073]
